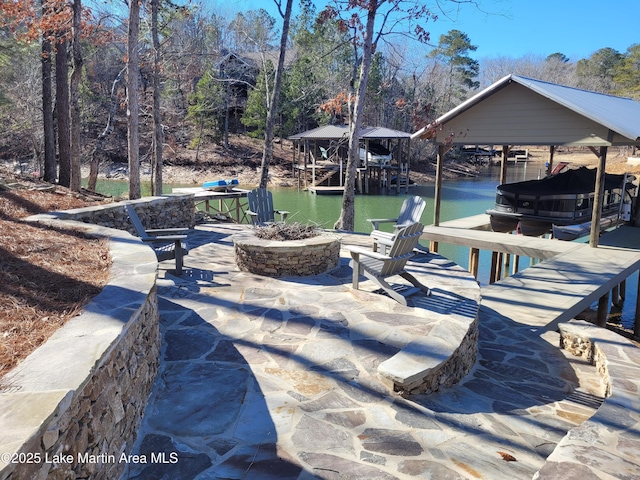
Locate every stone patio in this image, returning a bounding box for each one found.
[122,224,605,480]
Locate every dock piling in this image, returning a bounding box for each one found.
[612,284,623,308]
[469,248,479,279]
[597,293,609,327]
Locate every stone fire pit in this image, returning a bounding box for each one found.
[233,228,341,277]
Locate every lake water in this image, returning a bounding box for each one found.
[88,161,638,329]
[266,162,543,282]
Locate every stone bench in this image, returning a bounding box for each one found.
[534,320,640,478]
[377,315,479,395]
[0,195,198,479]
[350,250,482,396]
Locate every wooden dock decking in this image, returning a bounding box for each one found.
[420,217,640,330]
[421,216,580,260]
[482,234,640,329]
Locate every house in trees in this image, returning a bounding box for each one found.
[214,51,256,132]
[214,49,298,133]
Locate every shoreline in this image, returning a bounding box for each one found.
[84,145,640,190]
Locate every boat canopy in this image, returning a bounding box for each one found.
[498,167,627,195]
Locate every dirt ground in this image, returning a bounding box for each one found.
[0,180,111,379]
[526,145,640,173]
[94,134,299,189]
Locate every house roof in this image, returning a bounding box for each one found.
[412,74,640,146]
[241,49,299,69]
[215,49,299,71]
[289,125,411,141]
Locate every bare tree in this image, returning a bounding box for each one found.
[41,9,56,183]
[127,0,141,199]
[0,44,43,164]
[258,0,293,189]
[69,0,83,192]
[87,67,125,191]
[542,52,576,85]
[56,39,71,187]
[323,0,464,231]
[150,0,163,195]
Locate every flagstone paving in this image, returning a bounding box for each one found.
[122,224,605,480]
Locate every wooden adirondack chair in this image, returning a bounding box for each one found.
[246,188,289,225]
[367,196,426,253]
[367,195,426,231]
[346,222,430,306]
[125,204,189,275]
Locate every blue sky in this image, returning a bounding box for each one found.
[435,0,640,60]
[209,0,639,61]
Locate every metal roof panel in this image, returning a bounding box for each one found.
[290,125,411,140]
[413,74,640,144]
[511,75,640,141]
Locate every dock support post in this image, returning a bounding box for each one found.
[596,293,609,327]
[429,144,446,256]
[434,145,445,227]
[500,146,509,185]
[589,146,608,248]
[612,285,623,308]
[469,248,479,279]
[547,146,555,176]
[511,255,520,275]
[503,253,510,279]
[490,251,499,284]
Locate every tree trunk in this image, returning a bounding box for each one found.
[224,89,230,149]
[69,0,83,192]
[87,148,100,192]
[258,0,293,189]
[41,31,56,183]
[127,0,141,199]
[88,68,125,191]
[151,0,163,195]
[334,7,376,231]
[56,39,71,187]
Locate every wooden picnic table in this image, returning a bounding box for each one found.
[172,187,250,223]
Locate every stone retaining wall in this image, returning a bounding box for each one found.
[534,320,640,478]
[51,195,196,233]
[0,223,161,480]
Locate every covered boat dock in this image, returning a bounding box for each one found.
[412,74,640,329]
[413,73,640,248]
[289,125,413,194]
